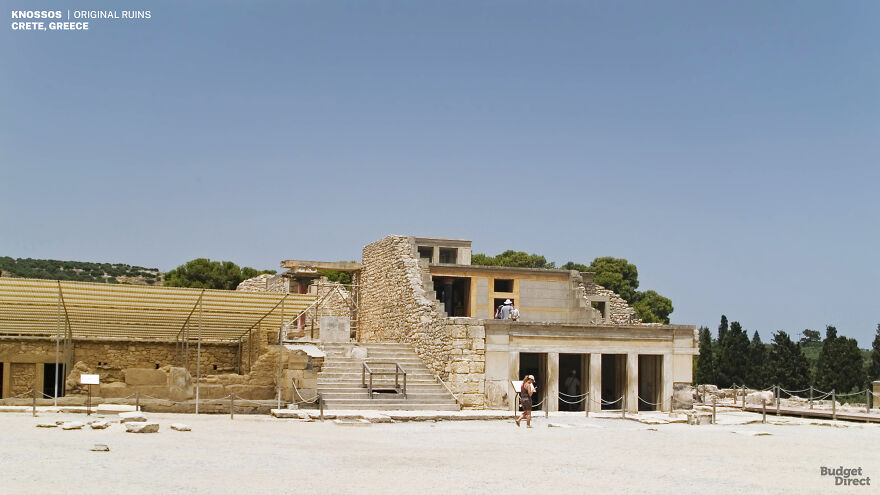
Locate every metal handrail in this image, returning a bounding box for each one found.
[362,361,407,398]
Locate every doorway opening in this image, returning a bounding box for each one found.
[433,276,471,317]
[638,355,663,411]
[518,353,546,411]
[559,354,587,411]
[43,363,66,398]
[601,354,626,410]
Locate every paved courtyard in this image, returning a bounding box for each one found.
[1,411,878,494]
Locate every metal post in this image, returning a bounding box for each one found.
[621,395,626,419]
[32,389,36,417]
[809,386,813,409]
[87,384,91,416]
[867,390,871,415]
[403,371,407,398]
[319,394,324,421]
[230,393,235,420]
[55,289,61,408]
[776,390,780,416]
[712,397,716,425]
[195,296,202,415]
[832,390,836,421]
[762,399,766,424]
[136,392,140,412]
[585,393,589,417]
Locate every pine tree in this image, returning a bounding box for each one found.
[694,327,716,385]
[745,331,768,389]
[716,321,750,387]
[767,331,811,391]
[814,325,839,392]
[718,315,729,342]
[868,324,880,383]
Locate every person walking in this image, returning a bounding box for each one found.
[499,299,514,319]
[516,375,536,428]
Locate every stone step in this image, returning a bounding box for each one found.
[321,401,460,411]
[320,391,454,400]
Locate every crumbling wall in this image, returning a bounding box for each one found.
[10,363,36,396]
[360,235,486,408]
[580,282,641,325]
[236,273,288,293]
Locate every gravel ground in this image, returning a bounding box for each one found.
[2,411,878,494]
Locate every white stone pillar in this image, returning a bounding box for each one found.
[626,353,638,414]
[589,353,602,413]
[547,352,559,412]
[662,354,674,412]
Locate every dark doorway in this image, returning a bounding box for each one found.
[433,277,471,317]
[638,355,663,411]
[43,363,65,398]
[601,354,626,410]
[518,353,546,411]
[559,354,587,411]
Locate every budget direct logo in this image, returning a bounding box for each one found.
[820,466,871,487]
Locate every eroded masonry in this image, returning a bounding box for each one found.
[0,235,697,412]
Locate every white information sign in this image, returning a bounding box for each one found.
[80,374,100,385]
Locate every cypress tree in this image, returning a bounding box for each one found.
[718,315,729,342]
[814,325,839,392]
[745,331,768,389]
[868,324,880,383]
[717,321,750,387]
[694,327,716,385]
[767,331,811,391]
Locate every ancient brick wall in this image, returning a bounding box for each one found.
[0,339,238,386]
[360,235,486,408]
[10,362,36,396]
[581,282,641,325]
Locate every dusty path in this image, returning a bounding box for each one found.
[1,411,878,494]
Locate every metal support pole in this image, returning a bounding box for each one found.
[712,397,717,425]
[867,390,871,415]
[87,384,91,416]
[809,386,813,409]
[55,289,61,408]
[832,390,837,421]
[585,393,590,418]
[195,297,202,415]
[136,392,140,412]
[762,399,766,424]
[776,391,780,416]
[32,389,36,417]
[230,393,235,420]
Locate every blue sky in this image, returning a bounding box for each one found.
[1,1,878,345]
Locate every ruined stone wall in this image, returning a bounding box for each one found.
[0,338,238,391]
[10,362,36,396]
[360,235,486,408]
[581,282,641,325]
[236,273,287,293]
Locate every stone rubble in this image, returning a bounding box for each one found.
[124,422,159,433]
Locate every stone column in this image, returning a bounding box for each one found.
[662,354,674,412]
[626,353,638,414]
[589,353,602,413]
[547,352,559,412]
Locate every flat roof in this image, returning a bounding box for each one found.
[430,263,593,278]
[0,277,315,342]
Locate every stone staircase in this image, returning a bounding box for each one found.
[318,342,459,411]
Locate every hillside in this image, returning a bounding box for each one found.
[0,256,162,285]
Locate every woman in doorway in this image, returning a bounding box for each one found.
[516,375,536,428]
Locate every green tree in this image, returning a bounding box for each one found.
[164,259,274,290]
[587,257,639,303]
[814,325,865,393]
[470,250,555,269]
[868,324,880,383]
[632,290,673,324]
[716,321,750,387]
[718,315,729,342]
[767,331,811,391]
[745,331,768,389]
[560,261,589,272]
[694,327,716,385]
[799,329,821,345]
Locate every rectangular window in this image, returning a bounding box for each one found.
[493,279,514,292]
[417,246,433,259]
[438,248,457,264]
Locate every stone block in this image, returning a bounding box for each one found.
[123,368,167,386]
[226,384,275,400]
[89,420,111,430]
[195,384,227,399]
[96,404,137,414]
[168,367,194,402]
[98,382,129,398]
[170,423,191,431]
[61,421,85,430]
[125,422,159,433]
[119,411,148,423]
[467,326,485,339]
[128,385,171,399]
